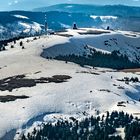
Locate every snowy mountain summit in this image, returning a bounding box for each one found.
[42,28,140,68]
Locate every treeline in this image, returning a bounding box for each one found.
[125,121,140,140]
[0,36,25,49]
[54,51,140,70]
[118,77,139,84]
[0,35,42,51]
[0,32,42,49]
[21,111,140,140]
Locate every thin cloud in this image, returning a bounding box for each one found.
[8,0,19,6]
[8,2,12,5]
[14,0,18,4]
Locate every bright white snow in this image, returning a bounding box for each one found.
[18,22,42,34]
[0,28,139,139]
[43,28,140,63]
[13,15,29,19]
[90,15,118,21]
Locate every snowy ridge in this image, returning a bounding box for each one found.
[42,28,140,64]
[0,21,42,40]
[18,21,42,33]
[0,9,140,40]
[0,13,43,40]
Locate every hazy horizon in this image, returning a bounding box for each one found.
[0,0,140,11]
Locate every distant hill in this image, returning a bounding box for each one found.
[0,5,140,40]
[0,11,96,40]
[34,4,140,17]
[41,28,140,68]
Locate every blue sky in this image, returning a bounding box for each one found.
[0,0,140,11]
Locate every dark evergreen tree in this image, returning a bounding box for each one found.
[20,41,23,46]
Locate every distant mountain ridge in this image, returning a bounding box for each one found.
[33,4,140,17]
[0,4,140,40]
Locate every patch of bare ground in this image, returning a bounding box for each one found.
[120,68,140,73]
[117,101,126,107]
[56,33,73,37]
[124,34,137,37]
[76,71,100,75]
[133,113,140,116]
[99,89,111,92]
[0,95,29,103]
[0,74,72,92]
[78,30,110,35]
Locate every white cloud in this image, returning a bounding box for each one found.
[8,0,19,6]
[8,2,12,5]
[14,0,18,4]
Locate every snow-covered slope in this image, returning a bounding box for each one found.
[0,24,42,42]
[0,29,140,139]
[0,18,42,40]
[42,28,140,64]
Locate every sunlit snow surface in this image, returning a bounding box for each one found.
[13,15,29,19]
[90,15,118,21]
[0,28,140,139]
